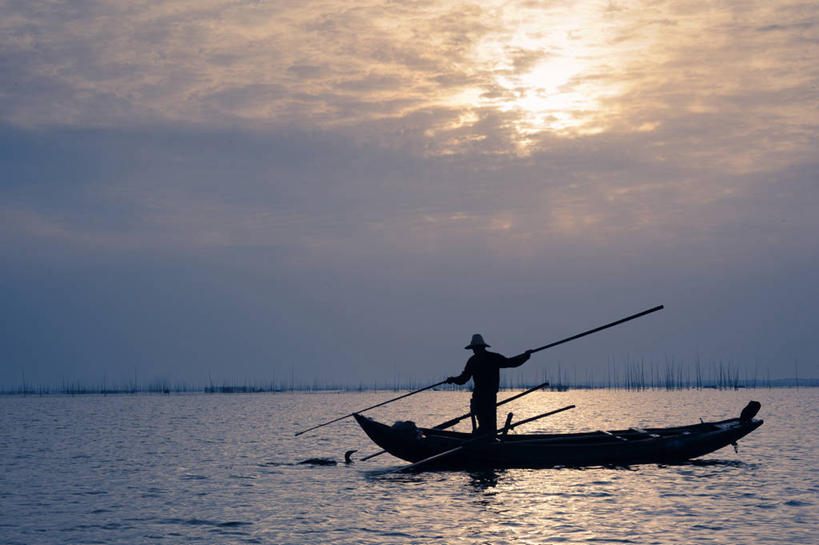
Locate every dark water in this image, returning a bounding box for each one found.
[1,389,816,544]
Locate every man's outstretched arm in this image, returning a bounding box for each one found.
[446,361,473,384]
[499,350,533,368]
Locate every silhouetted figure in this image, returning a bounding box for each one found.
[446,334,532,436]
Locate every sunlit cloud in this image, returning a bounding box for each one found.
[2,0,816,159]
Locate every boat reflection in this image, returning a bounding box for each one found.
[467,468,504,494]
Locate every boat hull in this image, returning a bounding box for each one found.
[354,408,763,469]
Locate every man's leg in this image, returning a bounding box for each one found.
[469,398,478,433]
[475,400,497,436]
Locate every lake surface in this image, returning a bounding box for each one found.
[1,389,816,544]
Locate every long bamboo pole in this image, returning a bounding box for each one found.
[294,380,447,436]
[528,305,664,355]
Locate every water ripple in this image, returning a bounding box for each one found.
[0,390,816,544]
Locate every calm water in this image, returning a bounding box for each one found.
[1,389,816,544]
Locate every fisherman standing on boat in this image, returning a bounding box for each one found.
[446,334,532,436]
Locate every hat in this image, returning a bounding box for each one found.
[465,334,490,349]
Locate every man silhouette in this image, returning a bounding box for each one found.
[446,334,532,436]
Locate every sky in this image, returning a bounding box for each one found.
[1,0,818,388]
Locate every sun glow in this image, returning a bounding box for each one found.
[494,56,598,131]
[441,6,634,152]
[10,0,784,158]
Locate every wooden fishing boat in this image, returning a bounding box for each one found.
[353,402,763,470]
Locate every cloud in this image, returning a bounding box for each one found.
[1,121,818,385]
[1,0,818,386]
[2,0,816,160]
[1,120,814,266]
